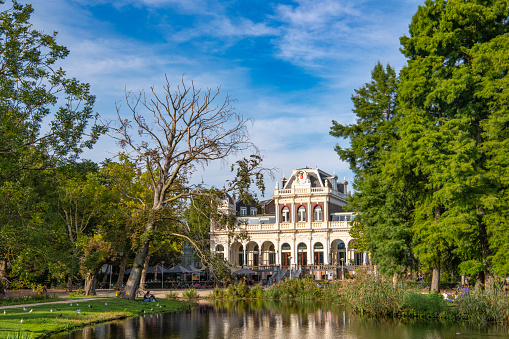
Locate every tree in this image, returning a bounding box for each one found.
[330,62,414,283]
[396,0,509,290]
[109,77,265,300]
[0,0,105,282]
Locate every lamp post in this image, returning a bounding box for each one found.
[340,258,344,280]
[161,261,165,290]
[288,256,292,279]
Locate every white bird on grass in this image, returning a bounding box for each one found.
[3,310,6,314]
[29,309,32,313]
[70,303,73,306]
[20,319,23,323]
[23,307,27,311]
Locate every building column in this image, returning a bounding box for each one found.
[308,201,311,224]
[308,238,313,266]
[225,242,230,263]
[324,237,330,265]
[292,239,297,269]
[276,239,280,266]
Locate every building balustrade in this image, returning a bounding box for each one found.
[212,220,351,234]
[238,263,359,271]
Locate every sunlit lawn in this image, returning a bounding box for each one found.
[0,297,190,338]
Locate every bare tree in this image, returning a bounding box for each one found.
[108,76,263,300]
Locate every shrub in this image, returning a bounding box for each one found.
[165,291,179,300]
[224,284,236,299]
[213,287,223,298]
[249,285,265,299]
[182,287,198,299]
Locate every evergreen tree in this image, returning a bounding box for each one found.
[331,62,414,280]
[396,0,509,289]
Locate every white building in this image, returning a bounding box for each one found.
[210,168,368,281]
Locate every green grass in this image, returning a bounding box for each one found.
[0,295,62,307]
[0,297,191,338]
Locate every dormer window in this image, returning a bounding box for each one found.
[240,207,247,216]
[250,207,257,216]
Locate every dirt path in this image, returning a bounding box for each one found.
[0,288,214,310]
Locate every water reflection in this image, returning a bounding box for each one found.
[51,300,509,339]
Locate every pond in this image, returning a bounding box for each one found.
[51,299,509,339]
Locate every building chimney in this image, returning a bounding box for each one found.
[281,175,287,189]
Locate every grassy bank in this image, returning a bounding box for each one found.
[213,274,509,325]
[0,297,191,339]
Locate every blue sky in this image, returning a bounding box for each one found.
[16,0,420,198]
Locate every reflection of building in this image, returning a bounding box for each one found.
[210,168,369,281]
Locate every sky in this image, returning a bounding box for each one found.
[13,0,421,199]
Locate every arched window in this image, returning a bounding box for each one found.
[313,205,322,221]
[313,242,324,265]
[297,243,307,265]
[297,206,306,222]
[216,244,224,259]
[281,243,291,267]
[281,206,290,222]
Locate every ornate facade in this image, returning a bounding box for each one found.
[210,168,368,281]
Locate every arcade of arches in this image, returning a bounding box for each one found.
[217,239,367,268]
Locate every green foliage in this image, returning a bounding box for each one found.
[182,287,198,299]
[456,288,509,325]
[212,287,223,298]
[6,331,33,339]
[402,291,446,317]
[330,62,414,277]
[0,294,60,307]
[248,285,264,299]
[345,272,404,316]
[165,291,178,300]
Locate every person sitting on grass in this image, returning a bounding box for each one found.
[143,291,157,302]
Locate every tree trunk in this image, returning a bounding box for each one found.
[0,260,6,280]
[478,214,492,289]
[140,254,150,290]
[101,266,109,287]
[430,204,441,293]
[115,252,128,290]
[392,273,398,288]
[123,239,150,300]
[67,276,73,292]
[84,273,97,296]
[431,260,440,293]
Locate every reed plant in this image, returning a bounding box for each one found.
[182,287,198,299]
[401,291,446,318]
[456,287,509,325]
[344,272,404,316]
[165,291,179,300]
[6,332,33,339]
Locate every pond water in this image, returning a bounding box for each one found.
[51,300,509,339]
